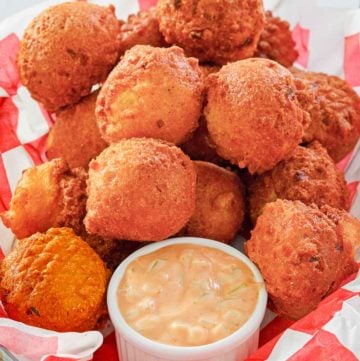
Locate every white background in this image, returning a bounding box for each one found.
[0,0,48,21]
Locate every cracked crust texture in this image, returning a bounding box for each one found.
[255,11,298,67]
[46,91,108,169]
[204,58,310,174]
[17,2,120,112]
[292,69,360,162]
[249,142,350,225]
[0,158,87,239]
[245,199,358,320]
[96,45,204,145]
[84,138,196,241]
[156,0,265,64]
[184,161,245,243]
[119,7,167,55]
[0,228,108,332]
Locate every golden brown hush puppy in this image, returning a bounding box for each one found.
[249,142,350,225]
[119,7,167,55]
[205,58,310,174]
[96,45,204,145]
[0,159,86,239]
[0,228,108,332]
[17,2,120,112]
[84,138,196,241]
[184,161,245,243]
[255,11,298,67]
[46,91,108,169]
[156,0,265,64]
[245,199,358,320]
[292,69,360,162]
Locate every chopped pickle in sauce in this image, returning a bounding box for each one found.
[117,244,260,346]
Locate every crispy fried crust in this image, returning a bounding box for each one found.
[96,45,204,145]
[156,0,265,64]
[255,11,298,67]
[292,69,360,162]
[80,232,145,271]
[320,205,360,269]
[17,2,120,112]
[184,161,245,243]
[46,91,108,169]
[0,159,87,239]
[0,228,108,332]
[181,116,225,164]
[84,138,197,241]
[246,199,358,320]
[249,142,350,224]
[205,58,310,174]
[119,7,167,55]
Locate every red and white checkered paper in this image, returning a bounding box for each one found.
[0,0,359,360]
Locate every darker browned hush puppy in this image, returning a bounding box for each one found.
[156,0,265,64]
[17,2,120,111]
[249,141,350,224]
[246,199,358,320]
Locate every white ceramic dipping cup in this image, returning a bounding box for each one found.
[107,237,267,361]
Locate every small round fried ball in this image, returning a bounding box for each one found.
[0,159,86,239]
[255,11,298,67]
[205,58,310,174]
[249,142,350,225]
[119,7,167,55]
[84,138,196,241]
[156,0,265,64]
[96,45,204,145]
[184,161,245,243]
[292,69,360,162]
[46,91,108,169]
[246,199,358,319]
[17,2,120,112]
[0,228,108,332]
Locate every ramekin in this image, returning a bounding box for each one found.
[107,237,267,361]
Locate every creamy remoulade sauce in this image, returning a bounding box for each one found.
[117,244,260,346]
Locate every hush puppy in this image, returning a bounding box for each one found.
[46,91,108,169]
[156,0,265,64]
[84,138,196,241]
[249,142,349,224]
[0,159,86,239]
[0,228,108,332]
[256,11,298,67]
[17,2,120,112]
[246,199,358,320]
[184,161,245,243]
[96,45,204,145]
[292,69,360,162]
[205,58,310,174]
[119,8,167,55]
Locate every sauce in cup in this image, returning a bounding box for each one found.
[117,244,260,346]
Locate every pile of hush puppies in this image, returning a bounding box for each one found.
[1,0,360,334]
